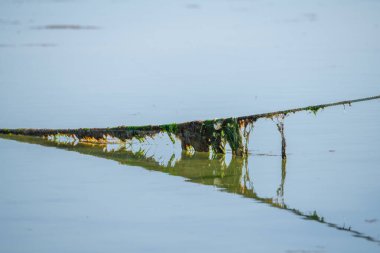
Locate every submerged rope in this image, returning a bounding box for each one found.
[0,94,379,156]
[238,94,380,121]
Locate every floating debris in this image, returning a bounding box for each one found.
[0,95,379,156]
[33,24,100,30]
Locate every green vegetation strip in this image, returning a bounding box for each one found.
[1,95,379,155]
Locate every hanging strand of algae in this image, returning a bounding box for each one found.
[1,95,379,156]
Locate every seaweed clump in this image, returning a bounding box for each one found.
[176,118,255,156]
[0,119,255,156]
[2,94,378,156]
[307,105,325,115]
[160,123,178,144]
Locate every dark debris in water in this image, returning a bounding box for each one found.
[22,43,57,47]
[365,219,378,224]
[0,95,379,157]
[33,24,100,30]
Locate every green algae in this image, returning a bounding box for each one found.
[308,210,325,222]
[1,95,378,156]
[161,123,178,144]
[222,118,244,155]
[195,118,252,156]
[307,105,325,115]
[161,123,178,134]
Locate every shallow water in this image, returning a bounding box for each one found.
[1,0,380,252]
[1,101,380,252]
[1,0,380,128]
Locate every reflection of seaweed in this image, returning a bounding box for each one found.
[272,114,287,159]
[275,158,287,207]
[1,95,379,156]
[1,134,379,245]
[308,211,325,222]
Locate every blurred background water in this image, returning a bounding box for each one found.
[0,0,379,128]
[0,0,379,252]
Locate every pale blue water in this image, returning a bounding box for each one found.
[1,102,380,252]
[0,0,379,128]
[0,0,380,252]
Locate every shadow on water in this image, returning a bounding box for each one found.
[1,133,379,245]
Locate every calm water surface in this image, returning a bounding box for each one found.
[0,0,380,252]
[1,102,380,252]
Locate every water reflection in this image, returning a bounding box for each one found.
[0,134,379,244]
